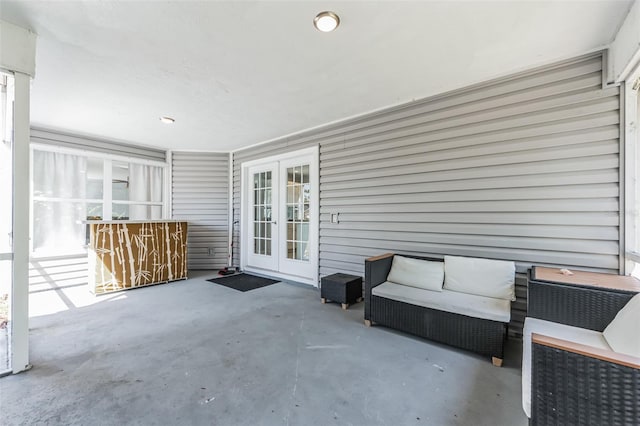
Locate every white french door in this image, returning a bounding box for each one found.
[242,147,318,285]
[246,164,278,270]
[278,157,311,277]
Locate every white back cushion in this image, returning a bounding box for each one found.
[603,293,640,358]
[443,255,515,300]
[387,255,444,291]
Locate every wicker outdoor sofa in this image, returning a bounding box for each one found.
[523,267,640,425]
[364,253,515,366]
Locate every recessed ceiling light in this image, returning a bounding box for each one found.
[314,11,340,32]
[160,116,175,124]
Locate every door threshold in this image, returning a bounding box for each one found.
[243,267,318,287]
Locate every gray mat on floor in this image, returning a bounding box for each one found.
[207,273,279,292]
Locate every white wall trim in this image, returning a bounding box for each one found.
[228,151,234,267]
[31,142,168,167]
[162,149,228,154]
[239,146,320,168]
[620,80,627,274]
[30,126,165,157]
[623,62,640,274]
[240,163,246,272]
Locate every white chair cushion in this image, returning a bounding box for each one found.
[443,255,515,301]
[521,317,610,418]
[603,293,640,358]
[386,255,444,292]
[372,281,511,322]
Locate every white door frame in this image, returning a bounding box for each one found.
[240,146,319,286]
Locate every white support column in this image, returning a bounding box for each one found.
[11,71,30,373]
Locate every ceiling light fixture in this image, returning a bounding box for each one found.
[313,11,340,32]
[160,116,175,124]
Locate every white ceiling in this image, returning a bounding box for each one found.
[0,1,633,152]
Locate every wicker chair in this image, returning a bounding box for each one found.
[526,268,640,425]
[531,333,640,425]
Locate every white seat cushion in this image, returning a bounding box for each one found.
[387,256,444,291]
[603,293,640,358]
[372,281,511,322]
[521,318,611,418]
[444,255,515,301]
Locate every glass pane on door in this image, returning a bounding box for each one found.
[253,171,272,256]
[286,164,309,261]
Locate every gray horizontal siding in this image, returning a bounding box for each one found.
[172,152,229,270]
[233,52,620,336]
[30,127,166,161]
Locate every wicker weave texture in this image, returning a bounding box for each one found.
[364,255,394,320]
[527,280,635,331]
[370,296,505,358]
[321,274,362,304]
[532,343,640,426]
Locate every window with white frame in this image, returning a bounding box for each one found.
[31,147,166,257]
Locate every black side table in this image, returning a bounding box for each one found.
[321,273,363,310]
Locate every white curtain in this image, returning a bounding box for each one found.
[32,151,87,255]
[128,163,163,220]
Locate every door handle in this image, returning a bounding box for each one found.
[271,221,277,225]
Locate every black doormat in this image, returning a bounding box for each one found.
[207,273,280,292]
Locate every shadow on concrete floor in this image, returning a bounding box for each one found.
[2,271,528,426]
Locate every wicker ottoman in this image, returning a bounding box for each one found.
[321,273,363,310]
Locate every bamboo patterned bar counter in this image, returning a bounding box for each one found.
[86,220,188,294]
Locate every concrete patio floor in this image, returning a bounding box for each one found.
[0,271,527,425]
